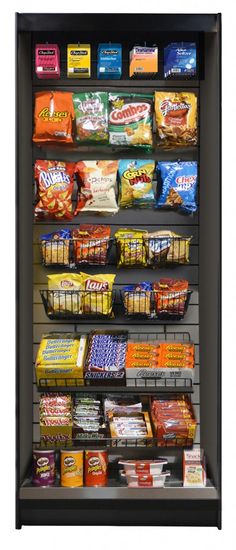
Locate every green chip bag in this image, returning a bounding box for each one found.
[73,92,109,144]
[108,92,153,149]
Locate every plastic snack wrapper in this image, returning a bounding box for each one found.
[156,161,198,214]
[115,228,147,268]
[108,92,153,149]
[74,160,119,215]
[123,282,152,316]
[47,273,82,314]
[34,161,75,221]
[73,92,108,143]
[80,272,116,316]
[40,229,71,266]
[153,278,189,316]
[143,230,192,265]
[155,91,197,146]
[72,225,111,265]
[33,91,74,143]
[118,159,155,208]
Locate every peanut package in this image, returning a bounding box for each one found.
[155,91,197,146]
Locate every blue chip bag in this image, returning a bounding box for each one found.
[156,161,198,214]
[40,229,71,241]
[123,282,152,293]
[164,42,196,78]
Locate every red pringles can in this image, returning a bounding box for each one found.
[85,450,108,487]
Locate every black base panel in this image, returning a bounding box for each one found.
[19,499,220,528]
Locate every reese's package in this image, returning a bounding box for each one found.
[33,91,74,143]
[34,161,75,221]
[118,159,155,208]
[156,161,198,214]
[80,272,116,316]
[108,92,153,149]
[155,91,197,146]
[73,92,108,143]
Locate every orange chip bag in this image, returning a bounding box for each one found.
[34,160,75,220]
[33,91,74,143]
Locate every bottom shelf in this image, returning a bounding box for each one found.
[20,475,218,500]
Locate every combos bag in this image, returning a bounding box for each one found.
[156,161,198,215]
[80,272,116,316]
[47,273,82,314]
[33,91,74,143]
[74,160,119,215]
[72,225,111,266]
[34,160,75,220]
[118,159,155,208]
[115,228,147,268]
[73,92,108,143]
[108,92,153,149]
[155,92,197,146]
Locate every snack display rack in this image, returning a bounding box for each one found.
[16,13,221,528]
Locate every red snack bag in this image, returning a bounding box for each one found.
[153,278,189,316]
[34,160,75,220]
[72,225,111,265]
[33,91,74,143]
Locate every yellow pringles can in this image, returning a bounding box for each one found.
[60,450,83,487]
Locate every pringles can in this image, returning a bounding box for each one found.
[85,450,108,486]
[60,450,83,487]
[32,449,55,486]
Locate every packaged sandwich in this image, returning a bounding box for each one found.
[156,161,198,214]
[40,229,71,266]
[33,91,74,143]
[34,161,75,221]
[73,92,108,143]
[80,272,116,316]
[115,228,147,267]
[47,273,82,314]
[155,91,197,146]
[108,92,153,149]
[72,225,111,265]
[74,160,119,215]
[118,159,155,208]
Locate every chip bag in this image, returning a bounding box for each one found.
[156,161,198,214]
[40,229,71,266]
[155,92,197,146]
[80,272,115,316]
[74,160,118,215]
[115,228,147,267]
[72,225,111,265]
[123,282,152,316]
[35,160,75,220]
[118,159,155,208]
[33,91,74,143]
[153,279,189,317]
[47,273,82,314]
[108,92,153,149]
[73,92,109,143]
[143,230,192,265]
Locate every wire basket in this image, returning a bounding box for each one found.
[115,236,191,268]
[121,289,192,320]
[40,237,113,267]
[40,289,116,320]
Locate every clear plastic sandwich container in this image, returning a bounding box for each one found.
[119,459,168,476]
[120,470,170,488]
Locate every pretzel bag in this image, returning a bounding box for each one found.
[155,91,197,147]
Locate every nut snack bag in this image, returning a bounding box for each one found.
[156,161,198,215]
[80,272,116,316]
[155,91,197,146]
[47,273,82,314]
[34,160,75,220]
[74,160,118,215]
[108,92,153,149]
[118,159,155,208]
[33,91,74,143]
[73,92,108,143]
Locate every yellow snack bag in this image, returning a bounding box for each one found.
[80,272,116,316]
[154,92,197,146]
[47,273,82,314]
[114,228,147,268]
[118,159,155,208]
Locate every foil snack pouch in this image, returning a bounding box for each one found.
[109,92,153,149]
[80,272,116,316]
[155,91,197,146]
[33,91,74,143]
[47,273,82,314]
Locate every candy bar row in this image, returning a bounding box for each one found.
[35,331,195,388]
[33,91,198,148]
[35,160,198,220]
[35,42,196,80]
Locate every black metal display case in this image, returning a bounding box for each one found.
[16,13,221,528]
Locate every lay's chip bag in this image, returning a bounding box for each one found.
[118,160,155,208]
[80,272,116,316]
[156,161,198,215]
[47,273,82,314]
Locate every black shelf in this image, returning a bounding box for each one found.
[37,383,194,394]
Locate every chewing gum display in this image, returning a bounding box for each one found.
[97,43,122,79]
[67,44,91,78]
[35,44,60,79]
